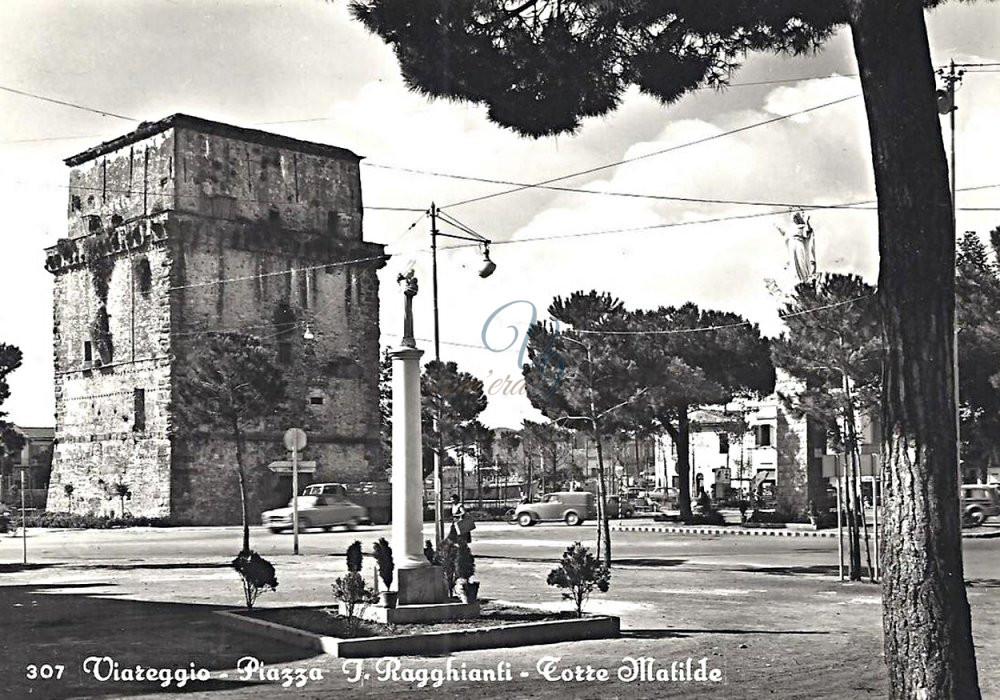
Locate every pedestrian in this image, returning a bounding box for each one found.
[450,493,474,543]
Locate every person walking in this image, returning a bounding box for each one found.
[450,493,473,543]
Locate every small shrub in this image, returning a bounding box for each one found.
[434,537,459,595]
[682,510,726,526]
[346,540,363,573]
[332,571,378,636]
[546,542,610,618]
[232,550,278,610]
[22,512,173,529]
[455,539,475,581]
[747,509,808,525]
[372,537,394,590]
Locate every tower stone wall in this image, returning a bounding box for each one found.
[45,115,384,523]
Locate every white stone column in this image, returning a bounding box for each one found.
[390,346,427,569]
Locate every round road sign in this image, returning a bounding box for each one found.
[283,427,307,452]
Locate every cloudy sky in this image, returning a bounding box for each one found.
[1,0,998,429]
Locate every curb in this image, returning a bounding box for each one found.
[613,524,1000,539]
[215,610,620,658]
[611,524,837,538]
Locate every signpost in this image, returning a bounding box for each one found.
[20,468,27,565]
[282,428,307,555]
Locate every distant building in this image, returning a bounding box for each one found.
[44,115,385,522]
[654,370,827,512]
[0,426,54,509]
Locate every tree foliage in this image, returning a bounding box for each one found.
[521,419,580,494]
[956,229,1000,482]
[232,550,278,611]
[0,343,24,464]
[421,359,488,478]
[178,333,287,552]
[378,349,393,474]
[350,0,847,138]
[523,291,637,567]
[546,541,611,618]
[772,274,881,445]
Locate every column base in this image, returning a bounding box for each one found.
[396,565,449,605]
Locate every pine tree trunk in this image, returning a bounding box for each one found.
[676,409,692,519]
[848,1,980,696]
[233,423,250,554]
[594,435,611,568]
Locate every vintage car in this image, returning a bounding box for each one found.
[261,493,368,533]
[606,494,636,519]
[961,484,1000,527]
[514,491,595,527]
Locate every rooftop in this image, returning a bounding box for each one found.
[65,113,362,167]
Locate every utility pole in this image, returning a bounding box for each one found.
[937,60,965,488]
[430,203,446,546]
[427,202,496,546]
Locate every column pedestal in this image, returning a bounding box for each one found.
[390,346,448,605]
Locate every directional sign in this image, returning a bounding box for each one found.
[283,428,307,452]
[267,460,316,474]
[821,454,879,478]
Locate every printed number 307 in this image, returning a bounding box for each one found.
[26,664,65,680]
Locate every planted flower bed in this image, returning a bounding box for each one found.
[243,601,573,639]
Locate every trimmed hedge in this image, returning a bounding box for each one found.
[22,512,174,529]
[681,510,726,526]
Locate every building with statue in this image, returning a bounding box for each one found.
[44,115,385,523]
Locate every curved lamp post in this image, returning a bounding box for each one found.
[429,202,495,544]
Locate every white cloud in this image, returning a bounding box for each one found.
[0,1,997,431]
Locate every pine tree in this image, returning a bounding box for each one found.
[522,291,640,567]
[350,3,981,693]
[622,305,775,519]
[772,274,881,580]
[178,333,287,553]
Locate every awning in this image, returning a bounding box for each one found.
[753,469,776,486]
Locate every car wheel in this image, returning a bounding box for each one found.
[518,512,534,527]
[323,525,334,532]
[565,512,581,526]
[268,527,283,534]
[504,509,517,524]
[623,509,633,519]
[345,517,360,531]
[297,517,312,532]
[967,508,986,527]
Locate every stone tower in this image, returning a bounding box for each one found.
[44,115,385,523]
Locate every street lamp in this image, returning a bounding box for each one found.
[428,202,495,544]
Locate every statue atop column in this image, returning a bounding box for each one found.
[397,270,418,348]
[776,211,817,284]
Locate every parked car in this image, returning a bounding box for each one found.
[606,495,635,518]
[961,484,1000,527]
[646,487,679,511]
[514,491,595,527]
[262,493,368,533]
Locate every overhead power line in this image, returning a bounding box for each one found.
[367,161,880,211]
[0,84,137,121]
[426,183,1000,253]
[443,94,860,208]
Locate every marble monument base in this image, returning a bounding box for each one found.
[396,565,449,605]
[344,600,481,625]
